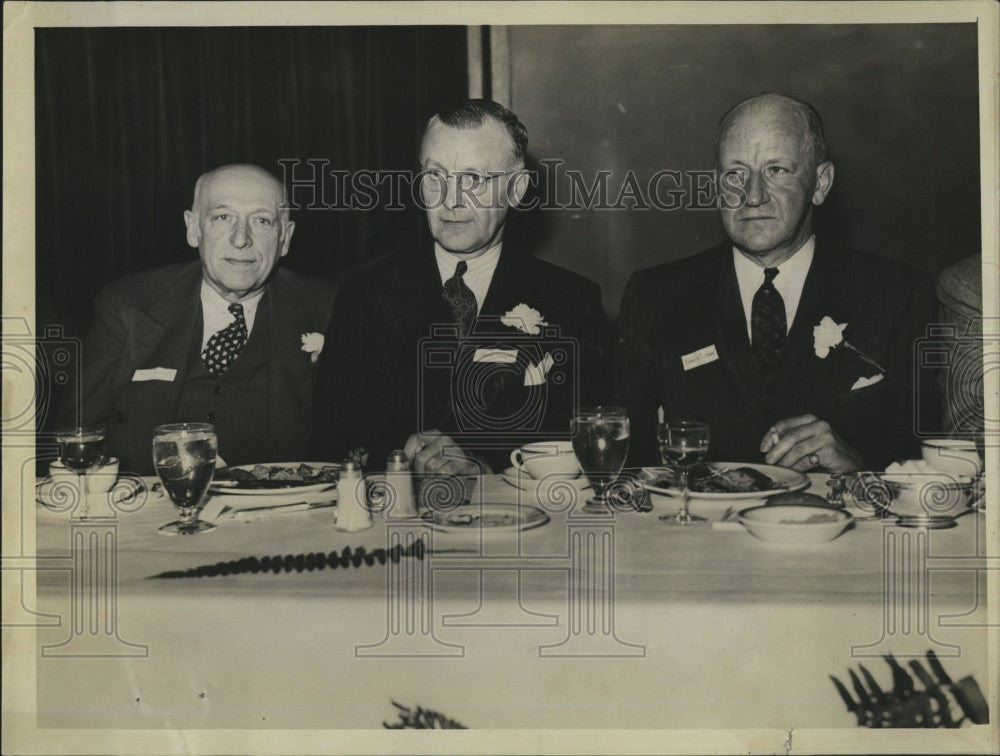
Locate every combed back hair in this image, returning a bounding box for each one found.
[191,164,290,223]
[424,99,529,164]
[715,93,827,167]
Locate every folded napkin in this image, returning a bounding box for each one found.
[201,488,337,522]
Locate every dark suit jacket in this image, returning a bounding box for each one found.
[58,262,336,474]
[614,239,940,470]
[310,244,613,471]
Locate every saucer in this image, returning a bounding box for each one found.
[501,467,590,491]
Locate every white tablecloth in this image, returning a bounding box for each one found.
[27,472,992,734]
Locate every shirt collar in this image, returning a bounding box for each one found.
[434,241,503,284]
[732,235,815,281]
[200,279,265,335]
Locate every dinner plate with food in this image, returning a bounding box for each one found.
[638,462,809,500]
[209,462,340,495]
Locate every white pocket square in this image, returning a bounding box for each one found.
[851,373,884,391]
[473,348,518,364]
[132,367,177,382]
[524,352,555,387]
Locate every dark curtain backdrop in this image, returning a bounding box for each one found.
[36,25,467,338]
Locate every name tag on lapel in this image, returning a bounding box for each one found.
[681,345,719,371]
[132,367,177,382]
[473,348,518,364]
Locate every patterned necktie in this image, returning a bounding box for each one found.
[442,260,477,338]
[751,267,786,371]
[201,302,248,376]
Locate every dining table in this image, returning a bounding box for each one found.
[21,465,995,748]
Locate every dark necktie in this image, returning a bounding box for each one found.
[751,267,786,371]
[442,260,477,338]
[201,302,248,376]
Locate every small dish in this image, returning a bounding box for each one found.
[739,504,852,544]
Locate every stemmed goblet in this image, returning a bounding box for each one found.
[53,426,106,517]
[571,406,630,514]
[658,420,710,525]
[152,423,218,535]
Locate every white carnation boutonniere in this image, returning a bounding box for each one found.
[812,316,887,374]
[501,303,548,335]
[300,332,324,363]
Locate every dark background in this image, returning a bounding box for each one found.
[36,26,468,334]
[35,24,982,427]
[509,24,982,315]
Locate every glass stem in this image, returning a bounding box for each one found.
[80,472,89,517]
[679,468,689,520]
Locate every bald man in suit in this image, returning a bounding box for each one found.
[616,94,939,473]
[58,164,336,474]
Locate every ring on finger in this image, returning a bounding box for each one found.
[807,452,820,468]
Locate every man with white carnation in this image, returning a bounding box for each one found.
[311,99,611,473]
[616,93,940,472]
[57,164,336,474]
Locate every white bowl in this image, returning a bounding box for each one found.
[880,473,972,518]
[921,439,983,478]
[739,504,852,544]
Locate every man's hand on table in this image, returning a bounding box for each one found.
[403,430,483,476]
[760,414,863,474]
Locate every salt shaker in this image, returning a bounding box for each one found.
[385,450,418,518]
[335,459,372,531]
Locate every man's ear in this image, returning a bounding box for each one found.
[812,161,835,206]
[279,220,295,258]
[183,210,201,248]
[507,169,531,209]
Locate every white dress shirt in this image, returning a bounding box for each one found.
[434,242,502,315]
[733,235,815,340]
[199,280,265,352]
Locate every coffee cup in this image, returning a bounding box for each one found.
[48,457,120,515]
[510,441,581,479]
[921,439,982,479]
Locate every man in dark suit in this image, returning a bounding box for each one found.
[59,164,336,475]
[311,99,611,473]
[616,93,939,472]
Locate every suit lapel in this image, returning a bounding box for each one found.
[265,271,319,459]
[773,237,851,405]
[388,245,454,337]
[710,247,768,422]
[477,249,522,324]
[128,265,202,435]
[469,250,528,413]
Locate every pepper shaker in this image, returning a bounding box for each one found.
[385,450,419,518]
[335,459,372,531]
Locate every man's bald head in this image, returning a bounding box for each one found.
[191,164,290,224]
[715,93,827,169]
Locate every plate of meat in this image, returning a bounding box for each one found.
[209,462,340,495]
[638,462,809,501]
